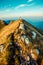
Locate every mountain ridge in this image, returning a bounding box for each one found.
[0,19,43,65]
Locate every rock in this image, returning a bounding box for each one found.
[0,19,43,65]
[31,49,39,60]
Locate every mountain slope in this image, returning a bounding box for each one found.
[0,20,5,30]
[0,19,43,65]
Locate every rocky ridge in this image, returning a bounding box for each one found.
[0,19,43,65]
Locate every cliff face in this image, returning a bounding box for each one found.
[0,19,43,65]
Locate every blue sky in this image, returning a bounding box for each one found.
[0,0,43,19]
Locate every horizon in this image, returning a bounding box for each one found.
[0,17,43,30]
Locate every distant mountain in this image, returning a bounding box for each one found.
[3,20,11,25]
[0,19,43,65]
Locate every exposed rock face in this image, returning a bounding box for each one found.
[0,19,43,65]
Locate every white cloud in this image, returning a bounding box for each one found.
[39,7,43,10]
[15,4,26,10]
[5,9,10,12]
[15,3,34,10]
[27,0,33,2]
[26,3,34,6]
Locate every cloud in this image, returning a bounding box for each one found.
[39,7,43,10]
[15,4,26,10]
[26,3,34,6]
[5,9,10,12]
[27,0,33,2]
[15,3,34,10]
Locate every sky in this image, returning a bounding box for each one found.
[0,0,43,19]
